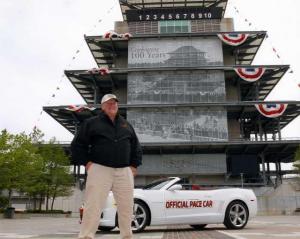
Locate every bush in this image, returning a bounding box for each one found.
[0,196,9,209]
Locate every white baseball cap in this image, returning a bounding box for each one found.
[101,94,119,104]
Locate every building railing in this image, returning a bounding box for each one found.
[52,137,300,145]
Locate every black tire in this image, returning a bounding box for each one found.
[131,200,150,233]
[190,224,207,230]
[224,200,249,229]
[98,226,115,231]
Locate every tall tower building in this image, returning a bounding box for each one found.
[44,0,300,187]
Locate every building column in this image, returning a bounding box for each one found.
[254,122,259,141]
[277,118,282,140]
[266,161,270,184]
[264,132,267,141]
[278,161,283,184]
[93,83,98,105]
[260,153,267,185]
[74,122,80,178]
[237,79,241,101]
[77,165,80,178]
[275,161,279,187]
[258,116,263,141]
[73,164,76,177]
[74,121,79,135]
[255,82,259,100]
[240,120,245,139]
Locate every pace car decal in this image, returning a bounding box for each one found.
[166,200,213,209]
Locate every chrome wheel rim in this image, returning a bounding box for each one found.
[132,203,146,231]
[229,204,247,227]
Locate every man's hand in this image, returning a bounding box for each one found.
[130,166,137,177]
[85,161,93,171]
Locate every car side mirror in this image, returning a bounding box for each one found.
[168,184,182,191]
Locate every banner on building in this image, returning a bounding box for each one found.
[128,70,225,104]
[127,107,228,143]
[138,154,227,175]
[128,37,223,68]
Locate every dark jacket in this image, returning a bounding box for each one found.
[71,111,142,168]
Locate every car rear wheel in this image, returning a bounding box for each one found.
[131,200,150,233]
[190,224,207,230]
[224,200,248,229]
[98,226,115,231]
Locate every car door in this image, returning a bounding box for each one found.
[164,188,219,224]
[141,189,166,224]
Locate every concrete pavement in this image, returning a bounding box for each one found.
[0,216,300,239]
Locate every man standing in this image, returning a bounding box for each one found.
[71,94,142,239]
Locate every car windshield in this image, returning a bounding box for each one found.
[143,178,175,190]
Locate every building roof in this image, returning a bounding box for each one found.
[118,0,228,20]
[140,140,299,163]
[65,65,288,104]
[85,31,266,67]
[59,137,299,164]
[43,101,300,136]
[60,138,299,164]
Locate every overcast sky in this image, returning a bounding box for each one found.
[0,0,299,142]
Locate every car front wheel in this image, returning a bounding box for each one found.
[131,200,150,233]
[224,200,249,229]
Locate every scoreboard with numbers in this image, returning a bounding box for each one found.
[126,7,223,21]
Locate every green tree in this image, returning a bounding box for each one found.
[294,145,300,180]
[30,126,45,144]
[0,130,41,207]
[0,130,12,192]
[0,128,74,211]
[24,127,46,210]
[37,138,74,210]
[49,166,74,210]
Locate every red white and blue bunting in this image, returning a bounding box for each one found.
[121,32,132,38]
[230,4,299,90]
[87,67,111,75]
[66,105,96,112]
[255,104,288,118]
[103,30,132,39]
[103,30,120,39]
[235,67,265,82]
[217,33,248,46]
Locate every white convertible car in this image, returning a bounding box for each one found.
[95,177,257,232]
